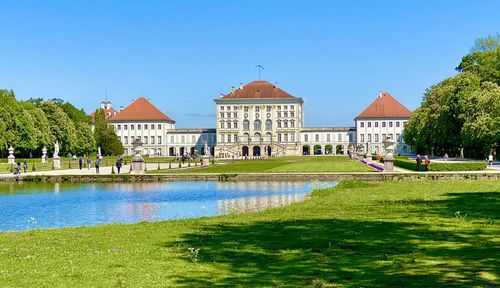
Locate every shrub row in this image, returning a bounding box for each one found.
[393,157,486,171]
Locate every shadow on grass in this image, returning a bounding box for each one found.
[164,216,498,287]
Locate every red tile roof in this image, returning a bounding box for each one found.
[356,92,412,119]
[109,97,175,123]
[222,80,296,99]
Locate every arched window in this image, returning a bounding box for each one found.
[243,132,250,142]
[254,132,261,142]
[233,121,238,129]
[266,132,272,141]
[243,120,249,131]
[254,120,261,130]
[265,120,272,130]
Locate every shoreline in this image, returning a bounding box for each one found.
[0,171,498,183]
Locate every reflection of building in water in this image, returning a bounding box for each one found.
[215,181,307,193]
[218,193,307,215]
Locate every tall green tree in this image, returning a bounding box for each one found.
[93,109,124,156]
[41,101,78,155]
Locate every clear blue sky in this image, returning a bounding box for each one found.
[1,1,499,128]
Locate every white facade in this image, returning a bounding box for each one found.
[112,121,175,156]
[300,128,356,155]
[166,129,216,156]
[355,118,411,155]
[214,98,304,157]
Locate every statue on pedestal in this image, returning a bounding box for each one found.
[202,140,211,166]
[383,137,396,172]
[53,141,61,169]
[130,138,145,174]
[41,146,48,163]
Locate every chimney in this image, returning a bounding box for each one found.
[239,83,243,89]
[231,86,235,94]
[100,101,105,109]
[120,106,124,111]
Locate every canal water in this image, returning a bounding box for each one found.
[0,181,335,231]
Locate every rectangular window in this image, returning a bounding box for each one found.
[244,106,249,112]
[220,106,224,111]
[284,105,288,110]
[284,134,288,142]
[360,122,364,128]
[360,134,365,142]
[151,124,154,130]
[368,122,371,128]
[338,134,342,142]
[290,112,295,117]
[396,121,400,127]
[144,136,148,144]
[226,112,231,118]
[375,134,379,142]
[131,125,134,130]
[220,122,224,128]
[277,112,281,118]
[290,105,294,110]
[124,124,128,130]
[233,106,238,111]
[267,106,272,112]
[227,122,231,129]
[227,106,231,111]
[382,134,386,140]
[234,122,238,129]
[375,122,378,128]
[382,122,386,127]
[291,133,295,142]
[389,122,393,127]
[170,135,174,143]
[396,133,401,141]
[233,112,237,118]
[138,124,141,130]
[220,112,224,118]
[368,134,372,142]
[290,121,295,128]
[304,134,308,142]
[315,134,319,142]
[124,136,128,144]
[327,134,331,142]
[158,136,162,144]
[284,121,288,128]
[278,134,282,142]
[181,136,185,143]
[227,134,232,143]
[144,124,148,130]
[192,135,196,143]
[255,107,260,112]
[277,105,281,110]
[403,121,407,127]
[389,133,393,139]
[117,124,121,130]
[151,136,155,144]
[158,124,161,130]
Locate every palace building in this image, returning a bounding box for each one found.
[101,80,413,157]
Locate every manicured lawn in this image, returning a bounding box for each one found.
[0,179,498,287]
[161,156,375,173]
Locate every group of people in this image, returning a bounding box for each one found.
[415,154,431,171]
[76,155,124,174]
[12,160,29,175]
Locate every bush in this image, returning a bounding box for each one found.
[393,157,486,171]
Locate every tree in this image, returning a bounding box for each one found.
[41,101,78,155]
[93,109,123,155]
[74,122,96,156]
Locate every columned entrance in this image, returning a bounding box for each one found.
[302,145,310,155]
[266,146,272,157]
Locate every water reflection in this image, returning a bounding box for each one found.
[0,181,335,231]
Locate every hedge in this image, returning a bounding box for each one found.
[392,157,486,171]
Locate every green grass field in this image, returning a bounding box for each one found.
[161,156,375,173]
[0,179,498,287]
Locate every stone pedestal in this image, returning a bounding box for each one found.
[202,155,211,166]
[53,156,61,169]
[383,137,396,172]
[7,146,15,165]
[130,154,145,174]
[365,153,372,164]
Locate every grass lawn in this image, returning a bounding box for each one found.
[0,179,498,287]
[160,156,375,173]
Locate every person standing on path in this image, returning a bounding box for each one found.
[416,155,421,171]
[115,157,122,174]
[79,156,83,170]
[95,157,100,174]
[23,160,28,173]
[86,156,91,169]
[488,154,494,167]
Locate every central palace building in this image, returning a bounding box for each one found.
[102,80,413,158]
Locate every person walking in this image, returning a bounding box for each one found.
[416,155,421,171]
[86,156,91,169]
[23,159,28,173]
[115,157,122,174]
[14,162,21,176]
[488,154,494,167]
[79,156,83,170]
[95,157,100,174]
[444,153,449,162]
